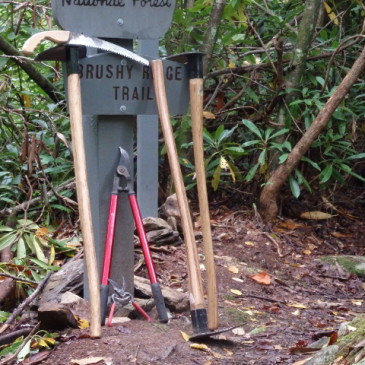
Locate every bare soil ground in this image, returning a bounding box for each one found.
[17,187,365,364]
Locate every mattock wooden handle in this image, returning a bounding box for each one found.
[150,59,207,320]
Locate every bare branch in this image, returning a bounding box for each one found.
[0,35,62,104]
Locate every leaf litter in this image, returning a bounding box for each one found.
[6,189,365,365]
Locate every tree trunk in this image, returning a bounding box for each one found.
[201,0,226,75]
[271,0,322,171]
[259,44,365,223]
[286,0,323,92]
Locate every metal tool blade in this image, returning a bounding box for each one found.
[69,33,150,66]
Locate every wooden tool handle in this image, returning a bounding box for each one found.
[22,30,71,55]
[68,73,101,338]
[190,78,218,330]
[151,59,205,311]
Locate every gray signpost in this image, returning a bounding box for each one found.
[51,0,186,296]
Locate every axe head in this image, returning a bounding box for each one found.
[35,45,87,62]
[165,52,205,79]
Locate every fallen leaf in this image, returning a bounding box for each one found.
[250,326,266,335]
[21,351,52,364]
[331,231,352,238]
[228,265,239,274]
[250,272,271,285]
[36,337,56,348]
[180,331,190,342]
[232,327,245,336]
[300,211,334,220]
[276,220,307,230]
[36,227,49,237]
[203,111,216,119]
[224,349,234,356]
[291,357,313,364]
[328,332,338,345]
[77,318,90,329]
[71,357,112,365]
[230,289,243,296]
[287,303,308,309]
[190,343,210,351]
[321,196,338,210]
[217,232,230,240]
[351,299,363,306]
[303,249,311,255]
[244,241,255,246]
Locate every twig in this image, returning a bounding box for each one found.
[0,328,33,346]
[244,293,286,304]
[0,273,37,285]
[321,33,365,93]
[207,45,357,79]
[204,78,224,110]
[221,73,253,111]
[262,232,283,257]
[0,179,76,218]
[0,323,40,365]
[247,19,278,75]
[131,343,141,364]
[250,0,298,34]
[0,272,52,334]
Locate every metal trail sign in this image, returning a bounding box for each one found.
[79,54,188,115]
[52,0,176,38]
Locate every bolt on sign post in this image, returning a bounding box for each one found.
[50,0,185,323]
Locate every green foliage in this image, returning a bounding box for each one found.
[0,1,75,225]
[167,0,365,200]
[0,336,24,358]
[1,0,365,212]
[241,119,291,182]
[181,124,246,190]
[313,129,365,185]
[0,330,58,361]
[0,219,76,265]
[204,124,246,190]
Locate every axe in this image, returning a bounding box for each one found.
[22,31,150,338]
[166,52,218,330]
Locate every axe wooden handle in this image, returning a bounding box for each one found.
[68,72,101,338]
[190,78,218,330]
[151,60,206,313]
[22,30,71,55]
